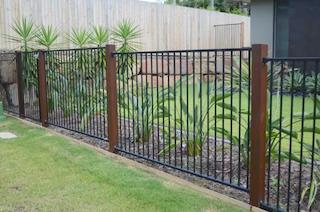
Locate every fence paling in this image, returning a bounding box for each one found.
[249,44,268,207]
[38,50,48,127]
[106,45,118,153]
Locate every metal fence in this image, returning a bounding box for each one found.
[0,52,19,114]
[113,48,252,191]
[45,48,107,140]
[21,51,40,121]
[261,58,320,212]
[4,45,320,211]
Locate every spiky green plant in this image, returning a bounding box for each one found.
[36,25,59,50]
[90,26,109,47]
[161,76,236,157]
[67,28,91,48]
[112,20,141,52]
[5,17,37,51]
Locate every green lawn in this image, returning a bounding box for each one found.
[0,117,245,212]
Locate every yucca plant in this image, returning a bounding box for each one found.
[90,26,109,47]
[36,25,59,50]
[5,17,37,51]
[112,20,141,77]
[112,20,141,52]
[67,28,91,48]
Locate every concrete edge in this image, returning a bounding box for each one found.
[5,114,265,212]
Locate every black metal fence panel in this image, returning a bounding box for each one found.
[21,51,40,121]
[0,52,19,115]
[45,48,107,140]
[114,48,252,191]
[262,58,320,211]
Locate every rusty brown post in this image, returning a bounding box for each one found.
[105,45,118,153]
[37,50,48,127]
[250,44,268,207]
[16,51,25,118]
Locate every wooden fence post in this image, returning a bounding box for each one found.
[105,45,118,153]
[37,50,48,127]
[250,44,268,207]
[16,51,25,118]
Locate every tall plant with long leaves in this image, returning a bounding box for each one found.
[36,25,59,50]
[112,20,141,76]
[5,17,37,51]
[67,28,91,48]
[5,18,38,94]
[162,76,236,157]
[120,84,172,143]
[90,26,109,47]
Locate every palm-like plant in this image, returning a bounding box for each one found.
[112,20,141,52]
[36,25,59,50]
[5,17,37,51]
[90,26,109,47]
[67,28,91,48]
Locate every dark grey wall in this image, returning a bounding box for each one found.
[275,0,320,57]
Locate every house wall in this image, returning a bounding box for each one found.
[251,0,274,56]
[0,0,250,51]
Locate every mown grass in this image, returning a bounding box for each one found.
[0,117,245,212]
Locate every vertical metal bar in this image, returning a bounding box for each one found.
[297,61,307,211]
[156,52,160,161]
[214,50,218,178]
[161,52,165,163]
[173,52,177,166]
[246,49,251,188]
[249,44,268,207]
[222,50,225,181]
[180,52,183,168]
[16,51,25,118]
[230,50,234,184]
[276,60,285,209]
[199,51,203,175]
[267,60,274,204]
[151,52,155,159]
[192,51,195,172]
[206,51,210,176]
[106,45,118,153]
[168,52,171,164]
[38,50,48,127]
[286,60,295,210]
